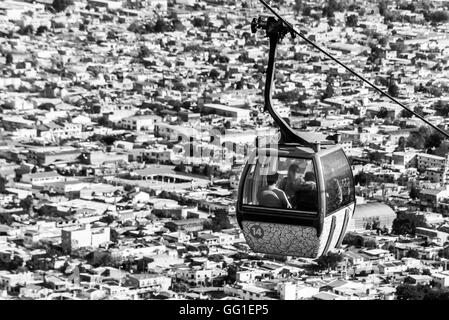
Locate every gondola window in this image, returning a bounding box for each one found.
[242,155,318,213]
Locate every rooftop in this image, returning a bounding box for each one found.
[353,202,396,218]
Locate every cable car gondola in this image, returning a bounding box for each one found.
[236,0,449,258]
[236,14,355,258]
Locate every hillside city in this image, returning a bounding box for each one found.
[1,0,449,300]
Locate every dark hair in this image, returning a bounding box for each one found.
[266,173,279,185]
[304,171,316,182]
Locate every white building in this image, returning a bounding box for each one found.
[201,103,251,122]
[176,267,226,286]
[61,225,110,252]
[433,271,449,287]
[39,122,83,141]
[417,153,448,171]
[154,123,200,142]
[118,115,161,132]
[378,261,407,275]
[278,282,319,300]
[21,171,65,185]
[224,283,272,300]
[126,274,171,291]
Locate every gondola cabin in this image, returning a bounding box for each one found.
[236,144,355,258]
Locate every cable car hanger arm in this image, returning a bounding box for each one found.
[252,16,313,146]
[255,0,449,140]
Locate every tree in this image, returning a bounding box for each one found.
[392,217,415,236]
[20,195,34,214]
[19,25,34,36]
[414,106,424,117]
[354,171,368,185]
[439,246,449,259]
[364,239,377,248]
[106,30,117,40]
[390,41,405,54]
[173,82,187,91]
[368,46,383,66]
[396,284,424,300]
[204,210,233,232]
[401,3,416,12]
[52,0,74,12]
[388,82,400,97]
[0,175,7,193]
[379,37,389,47]
[316,252,343,271]
[427,11,449,24]
[322,0,341,18]
[354,117,365,125]
[434,100,449,117]
[400,109,413,118]
[5,53,13,65]
[100,215,115,224]
[396,284,449,300]
[97,253,121,268]
[396,136,406,152]
[346,14,358,27]
[101,135,119,145]
[275,90,300,104]
[406,131,424,149]
[434,141,449,157]
[293,0,303,13]
[153,18,170,33]
[379,0,389,17]
[302,6,312,16]
[409,185,419,199]
[3,255,24,271]
[323,82,335,99]
[407,268,421,275]
[377,107,389,118]
[406,249,419,259]
[0,212,13,225]
[209,69,220,80]
[172,19,185,31]
[342,232,362,246]
[406,126,431,150]
[192,15,210,28]
[192,17,204,28]
[217,55,229,64]
[425,132,443,149]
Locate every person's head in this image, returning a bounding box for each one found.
[266,172,279,186]
[287,164,301,181]
[304,171,316,182]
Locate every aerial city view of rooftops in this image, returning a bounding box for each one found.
[1,0,449,301]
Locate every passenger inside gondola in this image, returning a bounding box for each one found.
[257,172,291,209]
[242,156,321,212]
[277,163,305,201]
[293,170,318,211]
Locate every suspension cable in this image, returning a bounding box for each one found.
[258,0,449,139]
